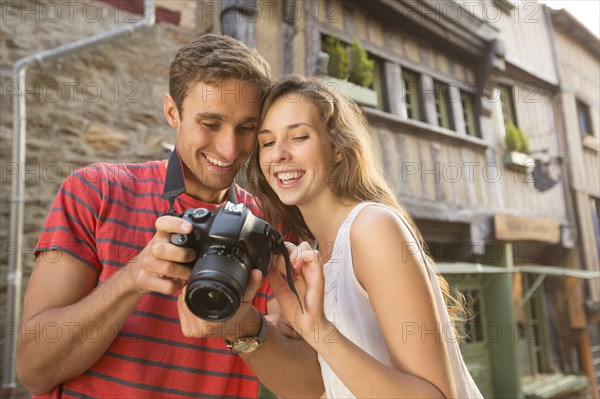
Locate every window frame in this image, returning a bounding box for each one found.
[576,99,593,137]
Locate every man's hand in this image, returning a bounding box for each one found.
[125,215,197,295]
[177,269,265,340]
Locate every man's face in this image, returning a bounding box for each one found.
[164,79,261,202]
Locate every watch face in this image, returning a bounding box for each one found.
[233,338,260,353]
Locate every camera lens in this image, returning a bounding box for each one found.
[185,252,250,321]
[186,283,237,319]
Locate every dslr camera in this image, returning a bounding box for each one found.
[171,202,294,321]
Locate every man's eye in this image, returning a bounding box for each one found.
[202,122,219,130]
[238,125,257,133]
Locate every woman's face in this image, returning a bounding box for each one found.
[258,95,340,208]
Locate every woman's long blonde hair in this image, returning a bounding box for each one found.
[248,76,465,335]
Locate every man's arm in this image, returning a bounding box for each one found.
[16,216,195,394]
[242,299,325,398]
[177,270,325,398]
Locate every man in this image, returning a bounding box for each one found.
[17,34,323,398]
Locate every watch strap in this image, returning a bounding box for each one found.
[225,311,267,351]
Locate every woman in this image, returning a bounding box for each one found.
[248,76,483,398]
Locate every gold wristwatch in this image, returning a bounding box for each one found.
[225,312,267,354]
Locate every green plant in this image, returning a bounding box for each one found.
[505,122,530,154]
[520,130,530,154]
[348,39,375,88]
[322,36,348,79]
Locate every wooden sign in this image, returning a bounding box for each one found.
[494,213,560,243]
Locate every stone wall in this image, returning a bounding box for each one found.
[0,1,201,393]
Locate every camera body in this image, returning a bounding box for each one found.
[171,202,280,321]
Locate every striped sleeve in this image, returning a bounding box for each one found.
[35,164,104,273]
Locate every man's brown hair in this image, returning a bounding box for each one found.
[169,34,271,116]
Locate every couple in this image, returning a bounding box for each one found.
[18,34,482,398]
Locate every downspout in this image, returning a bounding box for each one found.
[1,1,155,396]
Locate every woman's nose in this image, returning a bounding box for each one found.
[270,140,289,162]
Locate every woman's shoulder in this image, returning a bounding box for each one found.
[350,203,406,239]
[349,203,422,265]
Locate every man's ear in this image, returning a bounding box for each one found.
[164,94,180,129]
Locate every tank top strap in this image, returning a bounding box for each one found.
[333,202,378,249]
[339,202,430,268]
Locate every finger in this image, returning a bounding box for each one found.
[155,215,193,238]
[150,241,196,263]
[143,257,192,281]
[286,242,301,262]
[284,241,297,253]
[138,270,186,295]
[242,269,263,304]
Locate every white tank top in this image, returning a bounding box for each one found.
[317,202,484,398]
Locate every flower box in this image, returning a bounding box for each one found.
[319,75,378,108]
[504,151,534,173]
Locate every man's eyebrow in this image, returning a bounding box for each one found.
[195,114,258,124]
[259,122,312,135]
[195,112,225,121]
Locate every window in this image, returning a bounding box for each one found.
[461,90,477,137]
[519,274,552,375]
[499,85,517,127]
[591,197,600,260]
[460,288,484,343]
[402,69,421,121]
[576,99,593,137]
[434,80,454,130]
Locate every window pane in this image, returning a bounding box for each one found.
[434,81,453,130]
[402,69,420,121]
[461,90,477,137]
[576,99,592,136]
[500,85,516,127]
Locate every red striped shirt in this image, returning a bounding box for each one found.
[34,160,272,399]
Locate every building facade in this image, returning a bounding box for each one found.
[549,6,600,395]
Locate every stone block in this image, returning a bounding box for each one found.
[84,123,130,151]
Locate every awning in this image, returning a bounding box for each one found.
[521,373,589,399]
[437,262,600,280]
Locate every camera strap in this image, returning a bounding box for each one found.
[266,226,304,314]
[161,149,238,215]
[161,148,187,215]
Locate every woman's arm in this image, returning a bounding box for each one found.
[271,207,458,398]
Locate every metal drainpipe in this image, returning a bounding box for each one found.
[1,1,155,396]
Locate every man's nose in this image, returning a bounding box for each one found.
[215,128,240,161]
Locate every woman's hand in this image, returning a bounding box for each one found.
[268,241,330,342]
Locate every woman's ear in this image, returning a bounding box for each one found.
[335,149,343,163]
[164,94,180,129]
